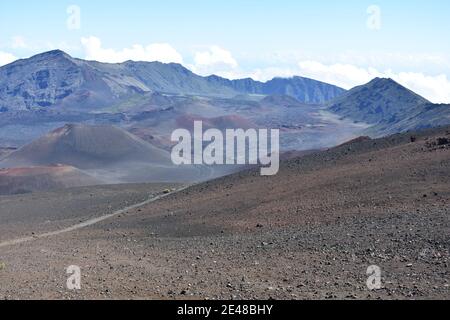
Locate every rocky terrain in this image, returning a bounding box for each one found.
[0,126,448,300]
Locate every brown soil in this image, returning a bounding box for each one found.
[0,127,448,300]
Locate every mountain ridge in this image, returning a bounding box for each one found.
[206,74,345,103]
[0,50,346,111]
[327,77,430,125]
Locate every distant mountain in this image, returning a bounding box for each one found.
[367,103,450,137]
[0,124,232,184]
[175,114,256,131]
[0,165,101,195]
[0,50,236,112]
[0,147,16,160]
[260,94,309,108]
[0,123,170,169]
[206,75,346,104]
[326,77,450,136]
[0,50,345,112]
[1,50,448,153]
[327,77,429,124]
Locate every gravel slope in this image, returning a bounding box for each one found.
[0,127,449,300]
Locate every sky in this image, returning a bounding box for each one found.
[1,0,450,102]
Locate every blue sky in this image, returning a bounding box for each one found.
[1,0,450,102]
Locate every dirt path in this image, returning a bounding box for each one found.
[0,185,190,249]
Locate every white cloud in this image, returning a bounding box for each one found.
[246,67,298,82]
[77,38,450,103]
[194,46,238,68]
[190,46,238,76]
[332,52,450,74]
[297,60,450,103]
[80,36,183,64]
[186,48,450,103]
[298,61,383,89]
[0,51,17,66]
[394,72,450,104]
